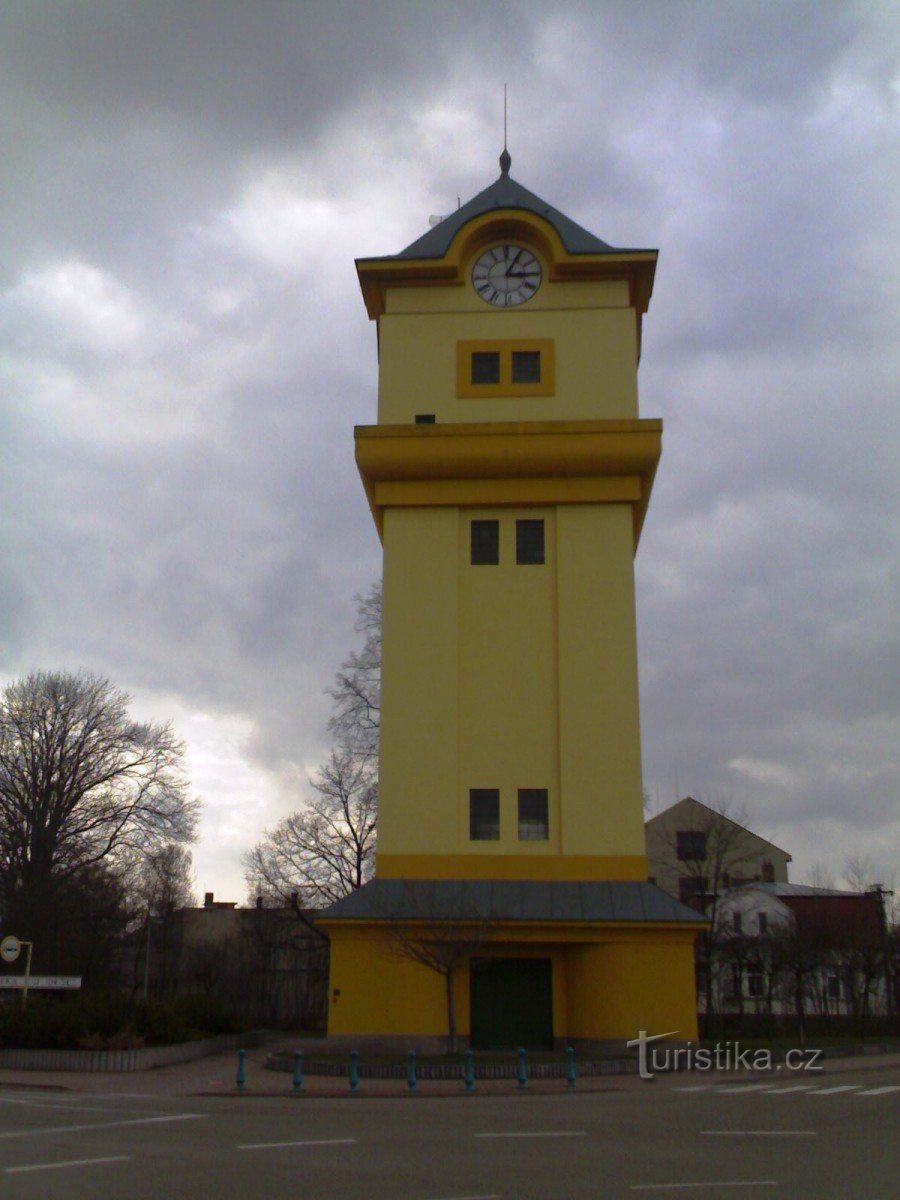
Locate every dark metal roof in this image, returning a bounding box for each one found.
[393,155,649,260]
[318,878,706,924]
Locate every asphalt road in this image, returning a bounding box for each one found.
[1,1062,897,1199]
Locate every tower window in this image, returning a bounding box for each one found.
[516,519,545,565]
[470,519,499,565]
[457,339,554,398]
[470,789,500,840]
[518,789,549,841]
[511,350,541,383]
[471,352,501,385]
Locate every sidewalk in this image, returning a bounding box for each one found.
[0,1039,897,1100]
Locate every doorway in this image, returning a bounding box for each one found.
[469,957,553,1050]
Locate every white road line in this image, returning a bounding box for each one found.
[238,1138,357,1151]
[810,1085,860,1095]
[760,1085,815,1094]
[4,1155,130,1174]
[631,1182,778,1191]
[672,1085,710,1092]
[475,1131,587,1139]
[857,1085,900,1096]
[717,1084,772,1093]
[701,1130,817,1137]
[0,1112,207,1139]
[426,1195,501,1200]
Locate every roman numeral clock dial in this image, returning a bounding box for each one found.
[472,244,542,307]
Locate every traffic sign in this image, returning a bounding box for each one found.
[0,975,82,991]
[0,935,21,964]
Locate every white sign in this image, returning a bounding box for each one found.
[0,975,82,990]
[0,936,20,964]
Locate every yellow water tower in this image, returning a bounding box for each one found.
[319,152,704,1050]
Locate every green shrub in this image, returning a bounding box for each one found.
[0,992,240,1050]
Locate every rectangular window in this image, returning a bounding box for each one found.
[470,789,500,841]
[511,350,541,383]
[471,351,501,385]
[457,339,554,398]
[757,912,768,934]
[516,519,545,565]
[676,830,707,861]
[678,875,709,904]
[470,519,499,565]
[518,789,549,841]
[732,912,743,933]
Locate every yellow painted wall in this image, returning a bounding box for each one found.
[377,506,459,856]
[377,278,638,425]
[325,921,699,1041]
[565,935,700,1041]
[376,496,646,873]
[557,504,647,861]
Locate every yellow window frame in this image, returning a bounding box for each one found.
[456,338,555,398]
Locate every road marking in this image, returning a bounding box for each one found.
[718,1084,772,1093]
[631,1182,778,1191]
[426,1195,501,1200]
[0,1112,206,1139]
[238,1138,357,1151]
[760,1085,815,1094]
[475,1131,587,1139]
[809,1085,860,1095]
[701,1130,817,1137]
[856,1085,900,1096]
[4,1155,130,1174]
[672,1085,710,1092]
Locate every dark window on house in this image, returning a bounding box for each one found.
[746,969,764,999]
[676,830,707,861]
[415,413,435,424]
[732,912,743,933]
[470,789,500,840]
[470,519,499,565]
[471,351,501,385]
[516,519,545,565]
[678,875,709,904]
[511,350,541,383]
[518,789,549,841]
[758,912,768,934]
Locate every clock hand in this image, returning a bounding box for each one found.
[505,249,523,276]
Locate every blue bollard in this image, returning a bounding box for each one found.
[566,1046,576,1087]
[517,1047,527,1089]
[464,1048,475,1092]
[236,1048,246,1091]
[407,1050,417,1091]
[292,1050,303,1093]
[349,1049,359,1092]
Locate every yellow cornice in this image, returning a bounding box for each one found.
[356,209,657,320]
[355,419,661,548]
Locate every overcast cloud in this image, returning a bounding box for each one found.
[1,1,897,902]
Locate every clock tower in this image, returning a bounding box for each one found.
[319,153,704,1051]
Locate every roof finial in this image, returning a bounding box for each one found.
[499,83,511,176]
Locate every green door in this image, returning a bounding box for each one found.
[470,957,553,1050]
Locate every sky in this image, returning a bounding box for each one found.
[1,1,897,905]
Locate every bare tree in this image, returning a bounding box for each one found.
[0,671,199,964]
[327,582,381,762]
[244,747,377,909]
[374,882,490,1052]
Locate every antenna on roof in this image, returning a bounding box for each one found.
[499,83,511,177]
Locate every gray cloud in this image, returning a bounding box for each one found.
[2,1,897,897]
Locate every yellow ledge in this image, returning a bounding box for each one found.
[375,853,649,882]
[355,419,661,546]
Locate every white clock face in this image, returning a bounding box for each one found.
[472,244,542,307]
